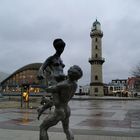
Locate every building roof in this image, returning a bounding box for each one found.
[14,63,42,74]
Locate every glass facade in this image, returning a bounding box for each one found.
[0,63,45,93]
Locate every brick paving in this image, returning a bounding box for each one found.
[0,99,140,139]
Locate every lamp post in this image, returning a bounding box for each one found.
[79,86,82,95]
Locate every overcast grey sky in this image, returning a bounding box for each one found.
[0,0,140,85]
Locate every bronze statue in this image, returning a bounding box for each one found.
[38,65,83,140]
[37,39,83,140]
[38,38,66,86]
[37,38,66,120]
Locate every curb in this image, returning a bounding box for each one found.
[72,96,140,101]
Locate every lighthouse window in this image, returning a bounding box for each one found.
[95,54,98,58]
[95,45,98,49]
[94,88,98,92]
[95,75,98,80]
[95,38,98,42]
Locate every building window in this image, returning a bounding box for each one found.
[110,87,113,91]
[95,45,98,49]
[94,88,98,92]
[95,75,98,80]
[117,81,120,84]
[95,38,98,42]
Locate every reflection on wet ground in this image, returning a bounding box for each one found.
[0,100,140,136]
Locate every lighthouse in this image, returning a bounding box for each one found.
[89,19,105,96]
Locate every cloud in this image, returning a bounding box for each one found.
[0,0,140,85]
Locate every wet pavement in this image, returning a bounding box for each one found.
[0,100,140,139]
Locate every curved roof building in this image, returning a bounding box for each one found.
[1,63,44,92]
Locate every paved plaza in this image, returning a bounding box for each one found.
[0,99,140,140]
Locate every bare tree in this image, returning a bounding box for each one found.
[132,63,140,77]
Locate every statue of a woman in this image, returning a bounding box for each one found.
[38,38,66,86]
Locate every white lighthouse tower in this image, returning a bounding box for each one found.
[89,19,105,96]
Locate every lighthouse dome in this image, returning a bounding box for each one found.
[92,19,101,31]
[93,19,100,26]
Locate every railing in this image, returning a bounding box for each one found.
[89,57,105,61]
